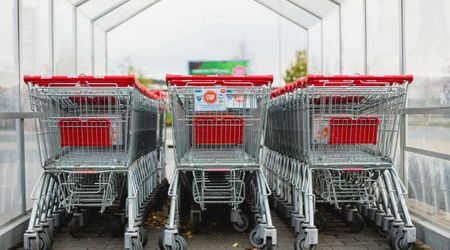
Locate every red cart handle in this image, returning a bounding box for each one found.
[166,74,273,86]
[270,74,413,98]
[23,75,163,100]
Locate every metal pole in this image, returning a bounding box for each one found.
[73,6,77,74]
[328,0,342,74]
[399,0,405,75]
[278,0,282,84]
[363,0,368,74]
[15,0,27,215]
[50,0,55,75]
[253,0,307,30]
[320,20,324,74]
[91,22,95,74]
[105,31,109,75]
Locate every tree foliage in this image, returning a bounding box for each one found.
[284,50,307,84]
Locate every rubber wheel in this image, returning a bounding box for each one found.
[174,235,187,250]
[111,218,124,237]
[38,232,51,250]
[232,213,249,233]
[392,233,413,250]
[139,227,148,247]
[192,213,201,233]
[27,237,39,250]
[249,228,265,249]
[265,237,273,250]
[349,213,365,233]
[158,231,165,249]
[131,237,143,250]
[43,227,53,245]
[69,217,82,238]
[314,212,326,232]
[294,233,316,250]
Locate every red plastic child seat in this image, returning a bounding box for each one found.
[194,115,244,145]
[329,116,379,144]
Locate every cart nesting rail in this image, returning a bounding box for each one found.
[264,75,416,250]
[23,75,168,250]
[160,74,276,249]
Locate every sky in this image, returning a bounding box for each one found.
[106,0,307,85]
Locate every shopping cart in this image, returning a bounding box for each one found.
[264,75,416,250]
[23,75,167,250]
[160,75,276,249]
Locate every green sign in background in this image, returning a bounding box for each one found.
[188,61,248,75]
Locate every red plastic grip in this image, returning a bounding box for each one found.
[166,74,273,86]
[23,75,162,100]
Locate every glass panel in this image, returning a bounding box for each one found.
[322,8,339,74]
[93,25,107,75]
[54,0,76,75]
[25,120,41,210]
[341,0,364,74]
[0,0,19,112]
[76,10,93,74]
[0,121,20,225]
[307,24,321,74]
[407,152,450,228]
[21,0,52,112]
[407,114,450,155]
[366,0,400,74]
[405,0,450,107]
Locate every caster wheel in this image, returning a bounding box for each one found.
[174,235,187,250]
[27,237,39,250]
[392,233,413,250]
[265,237,274,250]
[43,227,54,245]
[131,237,143,250]
[294,233,315,250]
[110,218,124,237]
[69,217,82,238]
[314,212,326,232]
[249,228,265,249]
[192,212,201,233]
[38,231,51,250]
[349,213,365,233]
[138,227,148,247]
[158,231,165,249]
[232,213,249,233]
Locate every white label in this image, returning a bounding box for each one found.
[194,88,227,111]
[226,89,256,109]
[312,116,330,144]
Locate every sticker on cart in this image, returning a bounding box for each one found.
[312,116,330,144]
[226,90,256,109]
[194,89,227,111]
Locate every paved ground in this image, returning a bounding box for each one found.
[16,204,404,250]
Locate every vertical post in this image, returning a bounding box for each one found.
[15,0,27,214]
[105,31,109,75]
[91,22,95,74]
[400,113,407,184]
[399,0,405,75]
[363,0,368,74]
[50,0,55,75]
[320,20,324,74]
[337,4,342,74]
[306,29,310,74]
[277,1,282,85]
[73,6,78,74]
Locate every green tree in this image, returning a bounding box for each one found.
[284,50,307,84]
